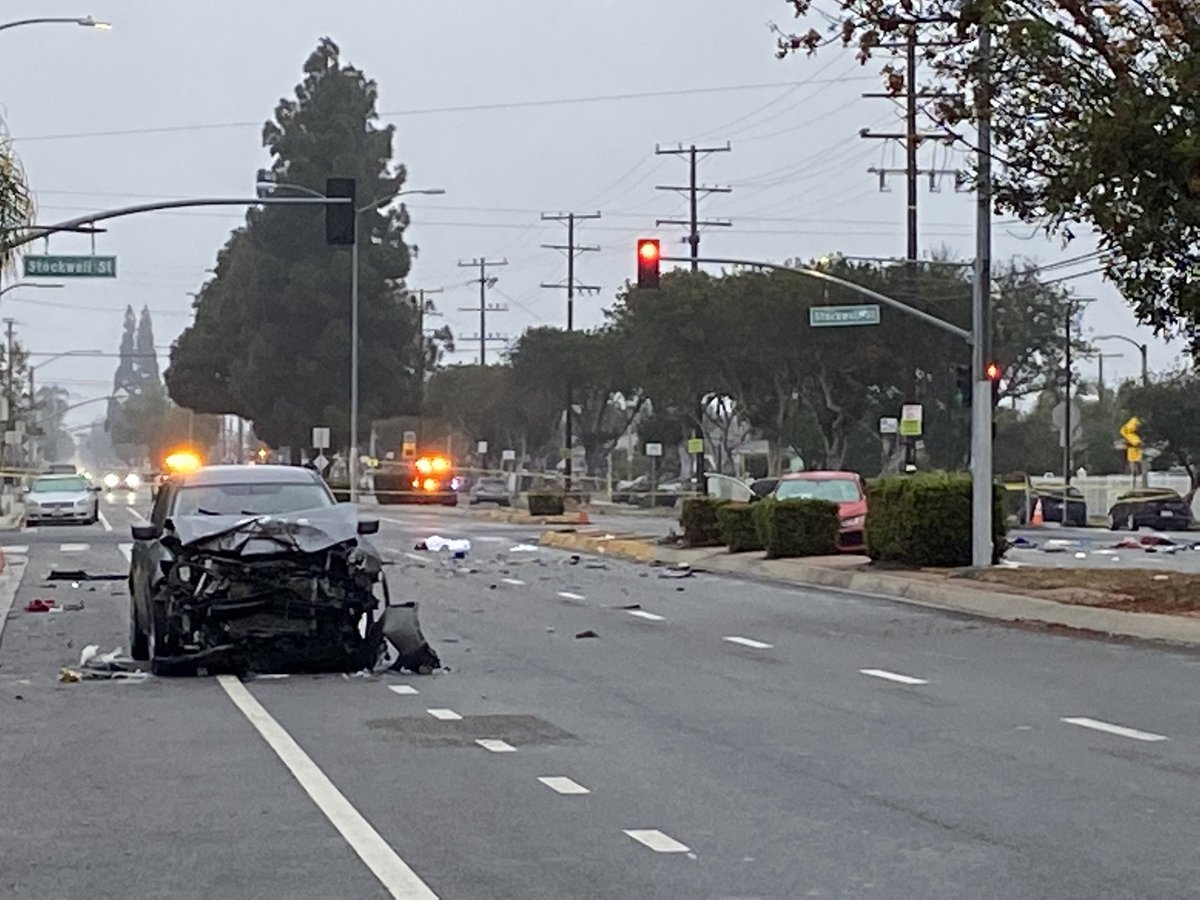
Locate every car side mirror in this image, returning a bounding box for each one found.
[131,523,161,541]
[90,485,102,493]
[357,518,380,536]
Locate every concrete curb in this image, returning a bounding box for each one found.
[0,557,28,645]
[470,508,591,526]
[537,530,1200,648]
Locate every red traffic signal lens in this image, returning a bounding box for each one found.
[985,362,1001,380]
[638,239,660,261]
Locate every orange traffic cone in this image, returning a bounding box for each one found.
[1031,497,1044,527]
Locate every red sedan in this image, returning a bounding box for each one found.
[773,471,868,552]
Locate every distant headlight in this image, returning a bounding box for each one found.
[841,515,866,529]
[124,473,141,489]
[102,473,120,489]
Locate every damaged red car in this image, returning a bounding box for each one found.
[128,465,438,676]
[772,471,869,552]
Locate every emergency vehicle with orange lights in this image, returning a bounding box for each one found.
[372,453,460,506]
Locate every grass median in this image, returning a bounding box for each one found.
[967,568,1200,616]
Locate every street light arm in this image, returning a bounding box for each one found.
[0,17,104,31]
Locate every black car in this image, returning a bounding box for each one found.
[129,465,436,676]
[1108,489,1195,531]
[1017,485,1088,526]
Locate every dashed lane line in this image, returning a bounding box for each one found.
[59,543,90,553]
[538,776,590,795]
[623,829,691,853]
[427,708,462,721]
[97,510,113,532]
[117,543,133,563]
[476,739,517,753]
[388,685,419,696]
[627,610,665,622]
[859,668,929,686]
[557,591,586,601]
[127,507,147,521]
[1062,717,1168,743]
[501,578,526,586]
[723,636,773,650]
[217,676,439,899]
[1,545,29,555]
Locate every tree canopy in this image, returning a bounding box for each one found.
[166,38,430,455]
[776,0,1200,350]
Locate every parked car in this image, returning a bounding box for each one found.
[1017,484,1088,526]
[45,463,78,475]
[1107,489,1195,531]
[749,477,779,502]
[24,474,100,526]
[612,475,685,507]
[771,471,868,552]
[127,465,436,676]
[469,476,511,506]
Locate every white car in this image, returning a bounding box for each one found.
[25,474,101,525]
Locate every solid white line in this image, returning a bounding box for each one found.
[538,776,590,795]
[723,636,773,650]
[403,552,427,563]
[627,610,665,622]
[117,543,133,563]
[475,739,516,753]
[97,510,113,532]
[127,507,147,521]
[859,668,929,686]
[501,578,526,586]
[1,545,29,555]
[557,591,586,601]
[477,536,505,543]
[427,708,462,721]
[59,543,89,553]
[1062,716,1168,743]
[216,676,438,899]
[388,685,419,696]
[623,829,691,853]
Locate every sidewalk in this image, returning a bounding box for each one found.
[539,529,1200,648]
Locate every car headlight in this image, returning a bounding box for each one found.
[841,515,866,529]
[124,473,141,490]
[75,497,90,506]
[102,473,120,489]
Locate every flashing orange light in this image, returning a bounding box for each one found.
[414,455,450,476]
[430,456,449,474]
[422,478,439,492]
[164,449,202,475]
[415,457,433,475]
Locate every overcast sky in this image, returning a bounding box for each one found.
[4,1,1180,428]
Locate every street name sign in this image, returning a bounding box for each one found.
[809,304,881,327]
[24,255,117,278]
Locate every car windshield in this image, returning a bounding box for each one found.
[776,477,860,502]
[172,482,334,516]
[31,476,88,493]
[478,479,506,490]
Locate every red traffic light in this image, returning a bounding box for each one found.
[636,239,661,289]
[985,361,1001,380]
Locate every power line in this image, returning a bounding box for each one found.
[655,143,733,272]
[456,258,509,365]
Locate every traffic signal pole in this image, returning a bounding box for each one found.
[970,21,994,568]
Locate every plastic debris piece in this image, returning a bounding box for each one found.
[510,544,539,553]
[1153,574,1170,581]
[78,645,101,668]
[659,568,694,579]
[1074,552,1087,559]
[24,598,56,613]
[58,668,81,683]
[585,561,609,570]
[575,630,599,639]
[415,536,472,554]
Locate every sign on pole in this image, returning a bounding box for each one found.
[401,430,417,459]
[477,440,489,454]
[899,404,923,437]
[311,427,331,449]
[24,255,117,278]
[645,442,664,458]
[501,449,516,462]
[1119,416,1142,447]
[809,304,881,328]
[686,437,704,455]
[879,417,899,435]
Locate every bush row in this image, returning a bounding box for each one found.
[684,497,839,558]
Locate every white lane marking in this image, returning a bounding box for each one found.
[404,552,427,563]
[1062,717,1168,743]
[117,543,133,563]
[1,545,29,555]
[475,739,516,753]
[723,636,773,650]
[538,776,590,795]
[97,510,113,532]
[127,507,147,521]
[59,543,90,553]
[477,536,505,543]
[20,526,38,534]
[627,610,665,622]
[427,708,462,721]
[859,668,929,686]
[501,578,526,586]
[623,829,691,853]
[217,676,439,899]
[388,685,419,696]
[557,591,586,601]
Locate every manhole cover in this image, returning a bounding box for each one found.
[364,714,578,748]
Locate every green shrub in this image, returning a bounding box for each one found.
[754,498,840,558]
[680,497,728,547]
[866,472,1007,567]
[527,492,565,516]
[716,503,763,553]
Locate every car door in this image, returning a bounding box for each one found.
[131,483,172,615]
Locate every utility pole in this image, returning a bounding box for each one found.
[655,142,732,489]
[4,319,14,468]
[541,211,601,493]
[457,258,508,365]
[1063,300,1073,489]
[411,287,443,438]
[970,21,994,568]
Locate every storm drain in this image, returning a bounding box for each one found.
[364,714,578,749]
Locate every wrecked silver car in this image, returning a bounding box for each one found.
[128,465,439,676]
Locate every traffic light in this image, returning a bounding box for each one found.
[636,238,661,289]
[985,360,1002,407]
[955,364,971,408]
[325,177,357,246]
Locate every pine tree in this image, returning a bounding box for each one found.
[134,306,160,389]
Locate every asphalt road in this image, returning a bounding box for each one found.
[3,495,1200,898]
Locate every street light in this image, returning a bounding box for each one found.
[0,282,64,299]
[0,16,111,32]
[1094,334,1149,387]
[255,178,446,501]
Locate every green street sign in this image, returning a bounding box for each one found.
[809,304,881,327]
[23,255,117,278]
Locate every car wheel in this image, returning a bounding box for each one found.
[148,598,193,676]
[129,586,149,662]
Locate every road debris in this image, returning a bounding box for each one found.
[24,598,56,613]
[575,630,599,639]
[46,569,124,582]
[381,602,443,674]
[509,544,539,553]
[415,535,472,555]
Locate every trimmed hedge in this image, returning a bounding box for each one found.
[753,497,840,559]
[527,492,565,516]
[680,497,728,547]
[866,472,1007,567]
[716,503,763,553]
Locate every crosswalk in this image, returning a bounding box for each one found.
[1,543,115,555]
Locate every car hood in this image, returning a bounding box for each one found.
[837,499,868,519]
[28,491,90,503]
[171,504,366,556]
